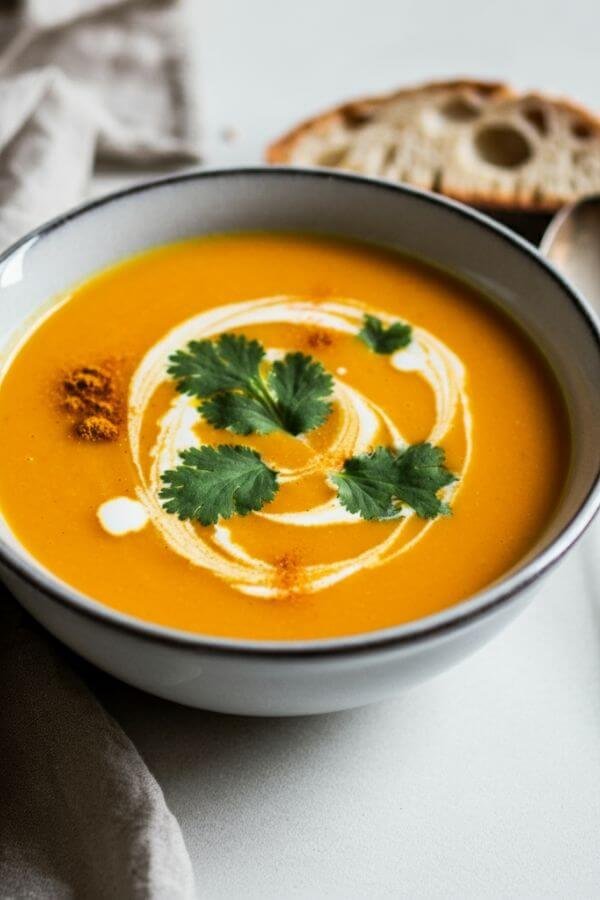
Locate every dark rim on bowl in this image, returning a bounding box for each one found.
[0,167,599,658]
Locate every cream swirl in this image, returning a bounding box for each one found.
[114,296,472,598]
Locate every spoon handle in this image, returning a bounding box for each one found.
[540,197,600,313]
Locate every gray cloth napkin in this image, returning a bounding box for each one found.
[0,2,198,897]
[1,601,195,899]
[0,0,198,247]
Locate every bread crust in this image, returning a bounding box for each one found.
[266,79,600,213]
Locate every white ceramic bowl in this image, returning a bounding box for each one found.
[0,168,598,716]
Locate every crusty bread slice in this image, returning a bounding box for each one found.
[266,80,600,212]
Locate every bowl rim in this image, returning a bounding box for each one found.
[0,165,599,659]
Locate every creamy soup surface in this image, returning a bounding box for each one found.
[0,234,569,639]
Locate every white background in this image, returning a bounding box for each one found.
[96,1,600,896]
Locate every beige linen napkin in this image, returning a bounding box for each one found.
[0,1,198,897]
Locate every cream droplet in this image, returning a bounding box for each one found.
[97,497,149,536]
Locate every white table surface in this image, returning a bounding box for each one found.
[94,1,600,896]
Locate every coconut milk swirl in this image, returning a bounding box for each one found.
[120,297,472,597]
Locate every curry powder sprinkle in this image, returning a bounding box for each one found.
[306,329,334,350]
[273,550,307,596]
[60,363,123,442]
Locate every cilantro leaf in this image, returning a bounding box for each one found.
[201,392,281,435]
[331,442,456,521]
[358,314,412,354]
[159,444,278,526]
[268,352,333,435]
[330,446,400,520]
[392,443,456,518]
[167,334,264,397]
[168,334,334,437]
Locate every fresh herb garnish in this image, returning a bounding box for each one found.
[331,442,456,521]
[161,331,456,529]
[168,334,333,436]
[159,444,278,526]
[358,314,412,354]
[159,441,455,527]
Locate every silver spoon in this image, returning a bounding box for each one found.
[540,194,600,312]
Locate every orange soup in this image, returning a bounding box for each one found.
[0,233,569,639]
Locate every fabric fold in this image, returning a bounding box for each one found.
[0,0,199,247]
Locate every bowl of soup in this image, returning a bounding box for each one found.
[0,168,598,715]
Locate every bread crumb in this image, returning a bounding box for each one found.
[220,126,238,143]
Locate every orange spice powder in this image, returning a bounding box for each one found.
[60,363,123,441]
[273,550,307,596]
[306,329,334,350]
